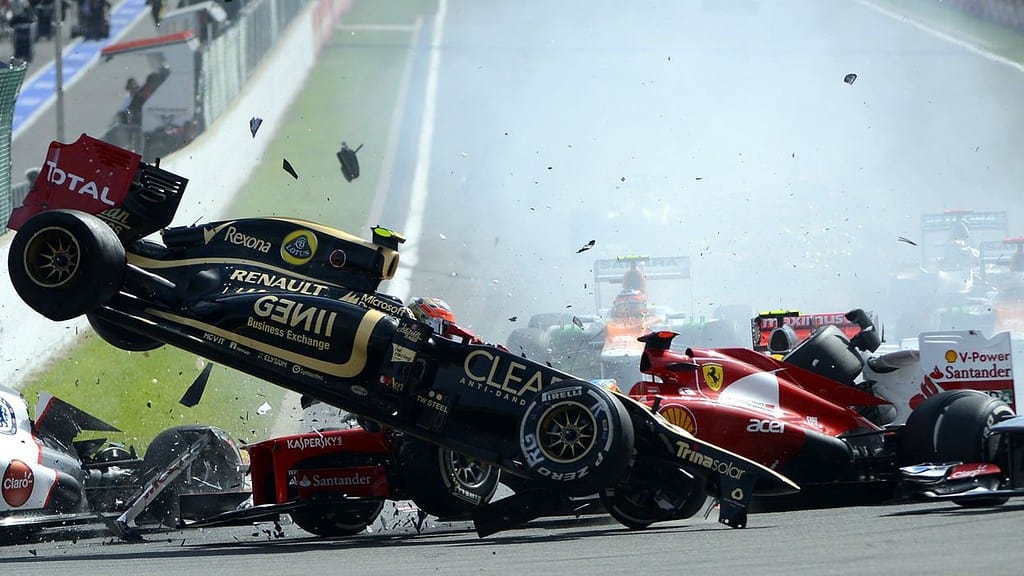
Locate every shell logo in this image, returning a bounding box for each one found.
[945,349,957,363]
[660,405,697,435]
[2,460,34,507]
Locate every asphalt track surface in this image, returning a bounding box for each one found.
[1,501,1024,574]
[5,0,1024,573]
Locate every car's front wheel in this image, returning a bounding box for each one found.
[519,380,634,496]
[290,499,385,537]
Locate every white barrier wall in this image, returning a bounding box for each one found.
[0,0,351,389]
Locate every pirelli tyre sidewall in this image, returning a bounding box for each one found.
[519,380,633,496]
[9,209,126,321]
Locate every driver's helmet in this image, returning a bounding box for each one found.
[612,290,649,319]
[622,266,647,294]
[408,296,457,335]
[950,220,970,243]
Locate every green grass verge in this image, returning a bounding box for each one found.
[869,0,1024,63]
[17,0,435,451]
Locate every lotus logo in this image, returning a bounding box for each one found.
[281,230,317,266]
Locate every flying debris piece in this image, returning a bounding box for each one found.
[897,236,918,246]
[180,362,214,407]
[256,402,272,415]
[508,316,518,322]
[337,142,363,182]
[843,73,857,85]
[282,158,299,179]
[249,117,263,138]
[146,401,152,408]
[576,240,596,253]
[572,316,583,329]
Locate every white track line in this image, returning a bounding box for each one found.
[336,23,418,32]
[854,0,1024,73]
[388,0,447,303]
[368,16,422,230]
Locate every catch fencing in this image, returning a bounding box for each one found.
[0,0,328,234]
[0,63,27,232]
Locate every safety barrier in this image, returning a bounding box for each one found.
[0,63,27,231]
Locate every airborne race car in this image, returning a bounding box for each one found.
[5,135,798,536]
[0,385,245,543]
[623,308,1018,518]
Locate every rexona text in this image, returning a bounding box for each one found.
[45,160,115,205]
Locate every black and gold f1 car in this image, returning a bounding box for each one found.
[6,135,798,535]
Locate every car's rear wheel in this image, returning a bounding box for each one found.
[87,313,164,351]
[141,426,246,527]
[901,390,1014,507]
[519,380,634,496]
[601,464,708,529]
[397,439,499,518]
[290,499,385,537]
[9,209,125,321]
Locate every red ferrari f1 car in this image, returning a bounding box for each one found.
[622,308,1016,519]
[5,135,798,535]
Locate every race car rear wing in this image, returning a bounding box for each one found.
[593,256,690,309]
[978,238,1024,281]
[7,134,188,242]
[919,210,1008,268]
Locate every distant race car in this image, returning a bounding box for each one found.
[621,309,1018,522]
[507,256,749,386]
[889,210,1008,338]
[0,385,245,543]
[5,135,798,536]
[979,237,1024,334]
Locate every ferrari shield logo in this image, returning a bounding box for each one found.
[702,363,724,392]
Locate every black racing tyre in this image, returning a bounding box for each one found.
[698,319,745,347]
[397,439,499,518]
[901,390,1014,507]
[601,472,708,530]
[142,426,246,527]
[528,313,576,331]
[507,327,551,363]
[8,209,126,321]
[290,499,385,537]
[519,380,634,496]
[782,324,864,384]
[87,313,164,352]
